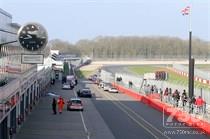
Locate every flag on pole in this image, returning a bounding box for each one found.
[181,6,190,15]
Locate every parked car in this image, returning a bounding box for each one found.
[94,78,101,85]
[88,76,92,80]
[88,74,97,81]
[103,83,112,91]
[70,81,75,89]
[62,83,71,90]
[108,87,118,93]
[77,88,92,98]
[98,82,105,88]
[66,75,76,87]
[67,98,83,111]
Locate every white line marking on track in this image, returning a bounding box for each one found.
[91,85,171,139]
[73,90,90,139]
[80,112,90,139]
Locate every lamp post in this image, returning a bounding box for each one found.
[187,4,194,98]
[188,31,194,99]
[181,4,194,98]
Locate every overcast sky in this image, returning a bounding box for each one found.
[1,0,209,43]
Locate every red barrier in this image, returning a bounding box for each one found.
[113,83,210,135]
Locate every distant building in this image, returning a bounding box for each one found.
[0,8,19,80]
[0,8,51,139]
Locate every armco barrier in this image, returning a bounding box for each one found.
[113,83,210,135]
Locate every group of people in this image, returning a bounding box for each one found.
[143,84,206,114]
[161,87,206,114]
[144,84,158,95]
[52,96,65,115]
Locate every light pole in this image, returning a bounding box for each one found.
[184,4,194,98]
[188,31,194,98]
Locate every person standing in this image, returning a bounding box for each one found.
[52,98,57,115]
[128,81,133,88]
[58,96,65,114]
[189,96,196,114]
[172,90,178,107]
[168,88,172,104]
[160,88,163,102]
[164,88,169,103]
[176,91,180,107]
[195,96,204,114]
[181,90,187,108]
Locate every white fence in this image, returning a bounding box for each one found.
[173,64,210,80]
[100,70,114,83]
[146,80,210,105]
[100,70,210,105]
[115,73,143,89]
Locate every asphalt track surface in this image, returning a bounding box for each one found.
[88,81,209,139]
[15,78,210,139]
[15,80,115,139]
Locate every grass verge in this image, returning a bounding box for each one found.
[75,70,95,79]
[128,65,210,90]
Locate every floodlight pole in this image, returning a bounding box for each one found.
[188,2,194,98]
[188,31,194,98]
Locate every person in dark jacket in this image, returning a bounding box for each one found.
[189,96,196,114]
[175,91,180,107]
[52,98,57,114]
[172,89,179,107]
[128,81,133,88]
[181,90,188,108]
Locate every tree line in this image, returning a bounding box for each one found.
[49,36,210,60]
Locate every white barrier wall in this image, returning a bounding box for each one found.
[100,70,114,83]
[115,73,143,89]
[173,64,210,80]
[102,70,210,105]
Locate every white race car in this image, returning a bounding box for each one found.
[62,83,71,89]
[108,87,118,93]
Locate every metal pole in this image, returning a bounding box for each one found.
[191,58,194,97]
[189,57,194,98]
[188,31,192,98]
[200,88,203,98]
[92,47,94,60]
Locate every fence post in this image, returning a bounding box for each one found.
[200,88,203,98]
